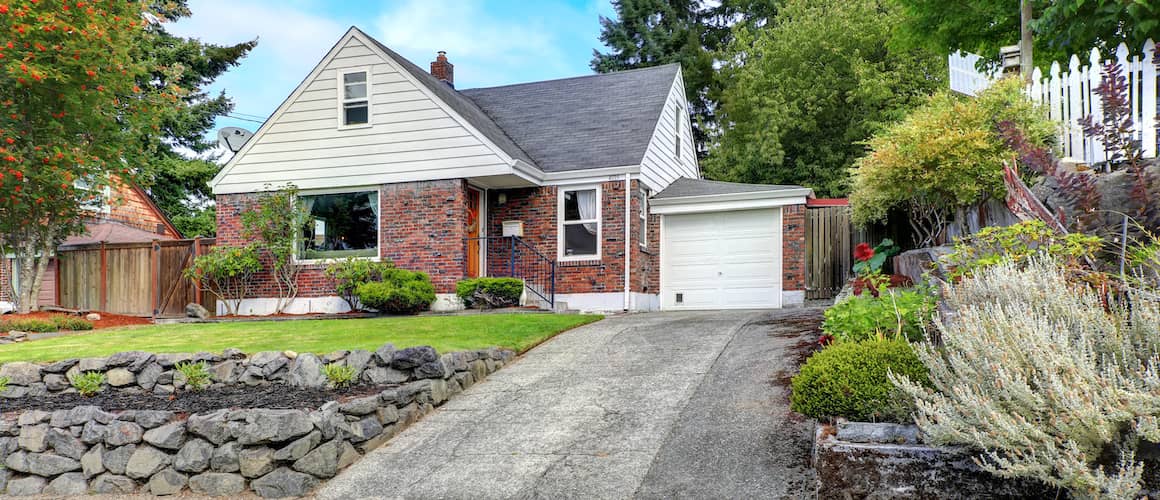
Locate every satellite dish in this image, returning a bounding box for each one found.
[218,127,254,153]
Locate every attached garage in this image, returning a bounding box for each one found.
[651,179,811,310]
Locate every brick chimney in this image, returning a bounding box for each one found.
[430,51,454,87]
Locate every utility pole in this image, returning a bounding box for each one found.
[1020,0,1034,80]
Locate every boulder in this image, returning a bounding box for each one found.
[390,346,437,370]
[104,421,144,446]
[18,424,48,452]
[376,405,399,425]
[102,444,136,475]
[43,373,69,391]
[363,366,410,385]
[107,351,155,371]
[337,441,361,469]
[6,450,82,476]
[42,358,79,374]
[0,362,41,386]
[231,409,313,445]
[292,438,342,478]
[43,471,87,495]
[106,368,136,387]
[323,350,349,363]
[143,422,187,450]
[287,353,326,388]
[343,349,373,376]
[76,357,108,373]
[251,466,319,498]
[81,443,105,478]
[174,438,213,473]
[239,446,275,478]
[339,395,380,416]
[46,428,86,460]
[189,472,245,496]
[51,406,114,428]
[137,363,164,391]
[148,467,187,496]
[429,378,449,405]
[6,475,47,496]
[80,421,107,444]
[186,302,211,319]
[210,441,240,473]
[126,445,172,479]
[86,312,102,321]
[221,347,246,360]
[91,473,136,494]
[343,416,383,444]
[373,343,396,365]
[273,430,320,462]
[132,410,174,429]
[248,351,288,376]
[187,410,232,445]
[17,411,49,427]
[210,360,240,383]
[415,358,451,379]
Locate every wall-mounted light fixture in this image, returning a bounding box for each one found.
[497,192,508,205]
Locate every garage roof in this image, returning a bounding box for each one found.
[650,178,812,215]
[653,178,811,200]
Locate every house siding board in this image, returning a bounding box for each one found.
[782,204,806,292]
[214,35,510,195]
[486,181,630,295]
[639,71,699,193]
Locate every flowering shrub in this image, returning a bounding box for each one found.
[184,246,262,316]
[892,258,1160,499]
[852,239,898,277]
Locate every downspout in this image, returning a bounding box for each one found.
[624,173,632,311]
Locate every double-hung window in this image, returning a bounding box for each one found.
[639,187,649,248]
[340,69,370,127]
[559,187,600,260]
[674,104,682,159]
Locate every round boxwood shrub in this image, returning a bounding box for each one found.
[790,338,929,423]
[356,269,436,315]
[456,277,523,308]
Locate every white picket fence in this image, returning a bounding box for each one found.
[948,40,1158,166]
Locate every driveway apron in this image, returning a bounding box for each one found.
[317,309,817,499]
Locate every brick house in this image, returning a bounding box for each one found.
[211,27,810,314]
[0,180,181,311]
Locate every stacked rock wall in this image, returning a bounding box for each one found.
[0,345,514,497]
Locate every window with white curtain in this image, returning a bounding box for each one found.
[559,187,600,259]
[299,190,379,260]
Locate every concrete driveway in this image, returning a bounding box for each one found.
[317,308,822,500]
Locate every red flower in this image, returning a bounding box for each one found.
[0,5,8,14]
[819,334,834,346]
[853,242,874,262]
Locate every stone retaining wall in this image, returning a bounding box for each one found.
[812,421,1044,498]
[0,345,513,497]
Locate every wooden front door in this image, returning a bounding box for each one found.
[466,188,482,277]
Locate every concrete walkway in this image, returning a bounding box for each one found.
[317,309,821,500]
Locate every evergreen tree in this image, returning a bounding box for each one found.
[138,2,255,237]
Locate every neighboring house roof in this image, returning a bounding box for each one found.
[61,222,172,248]
[653,178,811,199]
[360,32,537,166]
[460,64,680,172]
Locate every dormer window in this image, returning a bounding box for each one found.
[340,69,370,127]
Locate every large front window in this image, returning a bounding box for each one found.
[559,187,600,260]
[299,190,379,260]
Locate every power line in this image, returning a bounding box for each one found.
[225,114,265,124]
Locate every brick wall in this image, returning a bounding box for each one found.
[782,204,806,292]
[486,180,633,296]
[630,180,659,294]
[216,192,332,298]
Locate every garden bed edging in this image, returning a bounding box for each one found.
[0,344,514,497]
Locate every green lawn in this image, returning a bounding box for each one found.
[0,314,603,364]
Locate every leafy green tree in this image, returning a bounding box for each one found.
[894,0,1160,68]
[136,1,255,237]
[705,0,945,197]
[0,0,185,312]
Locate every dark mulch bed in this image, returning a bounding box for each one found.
[0,383,390,414]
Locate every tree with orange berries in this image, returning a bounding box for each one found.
[0,0,185,312]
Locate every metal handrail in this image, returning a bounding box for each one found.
[463,236,556,309]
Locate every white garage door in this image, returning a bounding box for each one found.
[661,208,782,310]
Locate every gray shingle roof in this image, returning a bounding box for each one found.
[359,29,536,166]
[654,178,809,199]
[459,64,681,172]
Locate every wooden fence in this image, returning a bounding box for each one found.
[56,238,215,318]
[804,205,881,299]
[949,39,1158,166]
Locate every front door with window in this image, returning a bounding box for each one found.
[466,188,482,277]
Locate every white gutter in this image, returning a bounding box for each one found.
[623,172,631,311]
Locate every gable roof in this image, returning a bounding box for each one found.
[654,178,811,199]
[357,29,536,167]
[459,64,680,172]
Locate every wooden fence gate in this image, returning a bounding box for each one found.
[804,205,879,299]
[56,238,215,317]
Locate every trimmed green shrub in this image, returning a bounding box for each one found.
[72,371,106,397]
[324,257,396,312]
[822,289,936,343]
[456,277,523,308]
[50,315,93,331]
[321,363,357,389]
[791,338,929,422]
[0,318,57,333]
[176,361,211,392]
[356,269,436,315]
[184,246,262,316]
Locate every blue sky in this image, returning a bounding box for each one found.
[169,0,616,135]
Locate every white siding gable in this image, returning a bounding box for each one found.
[212,30,514,195]
[638,69,700,192]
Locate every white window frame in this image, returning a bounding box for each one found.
[75,178,112,215]
[639,187,649,248]
[294,187,382,265]
[337,67,372,129]
[557,185,602,261]
[674,103,682,159]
